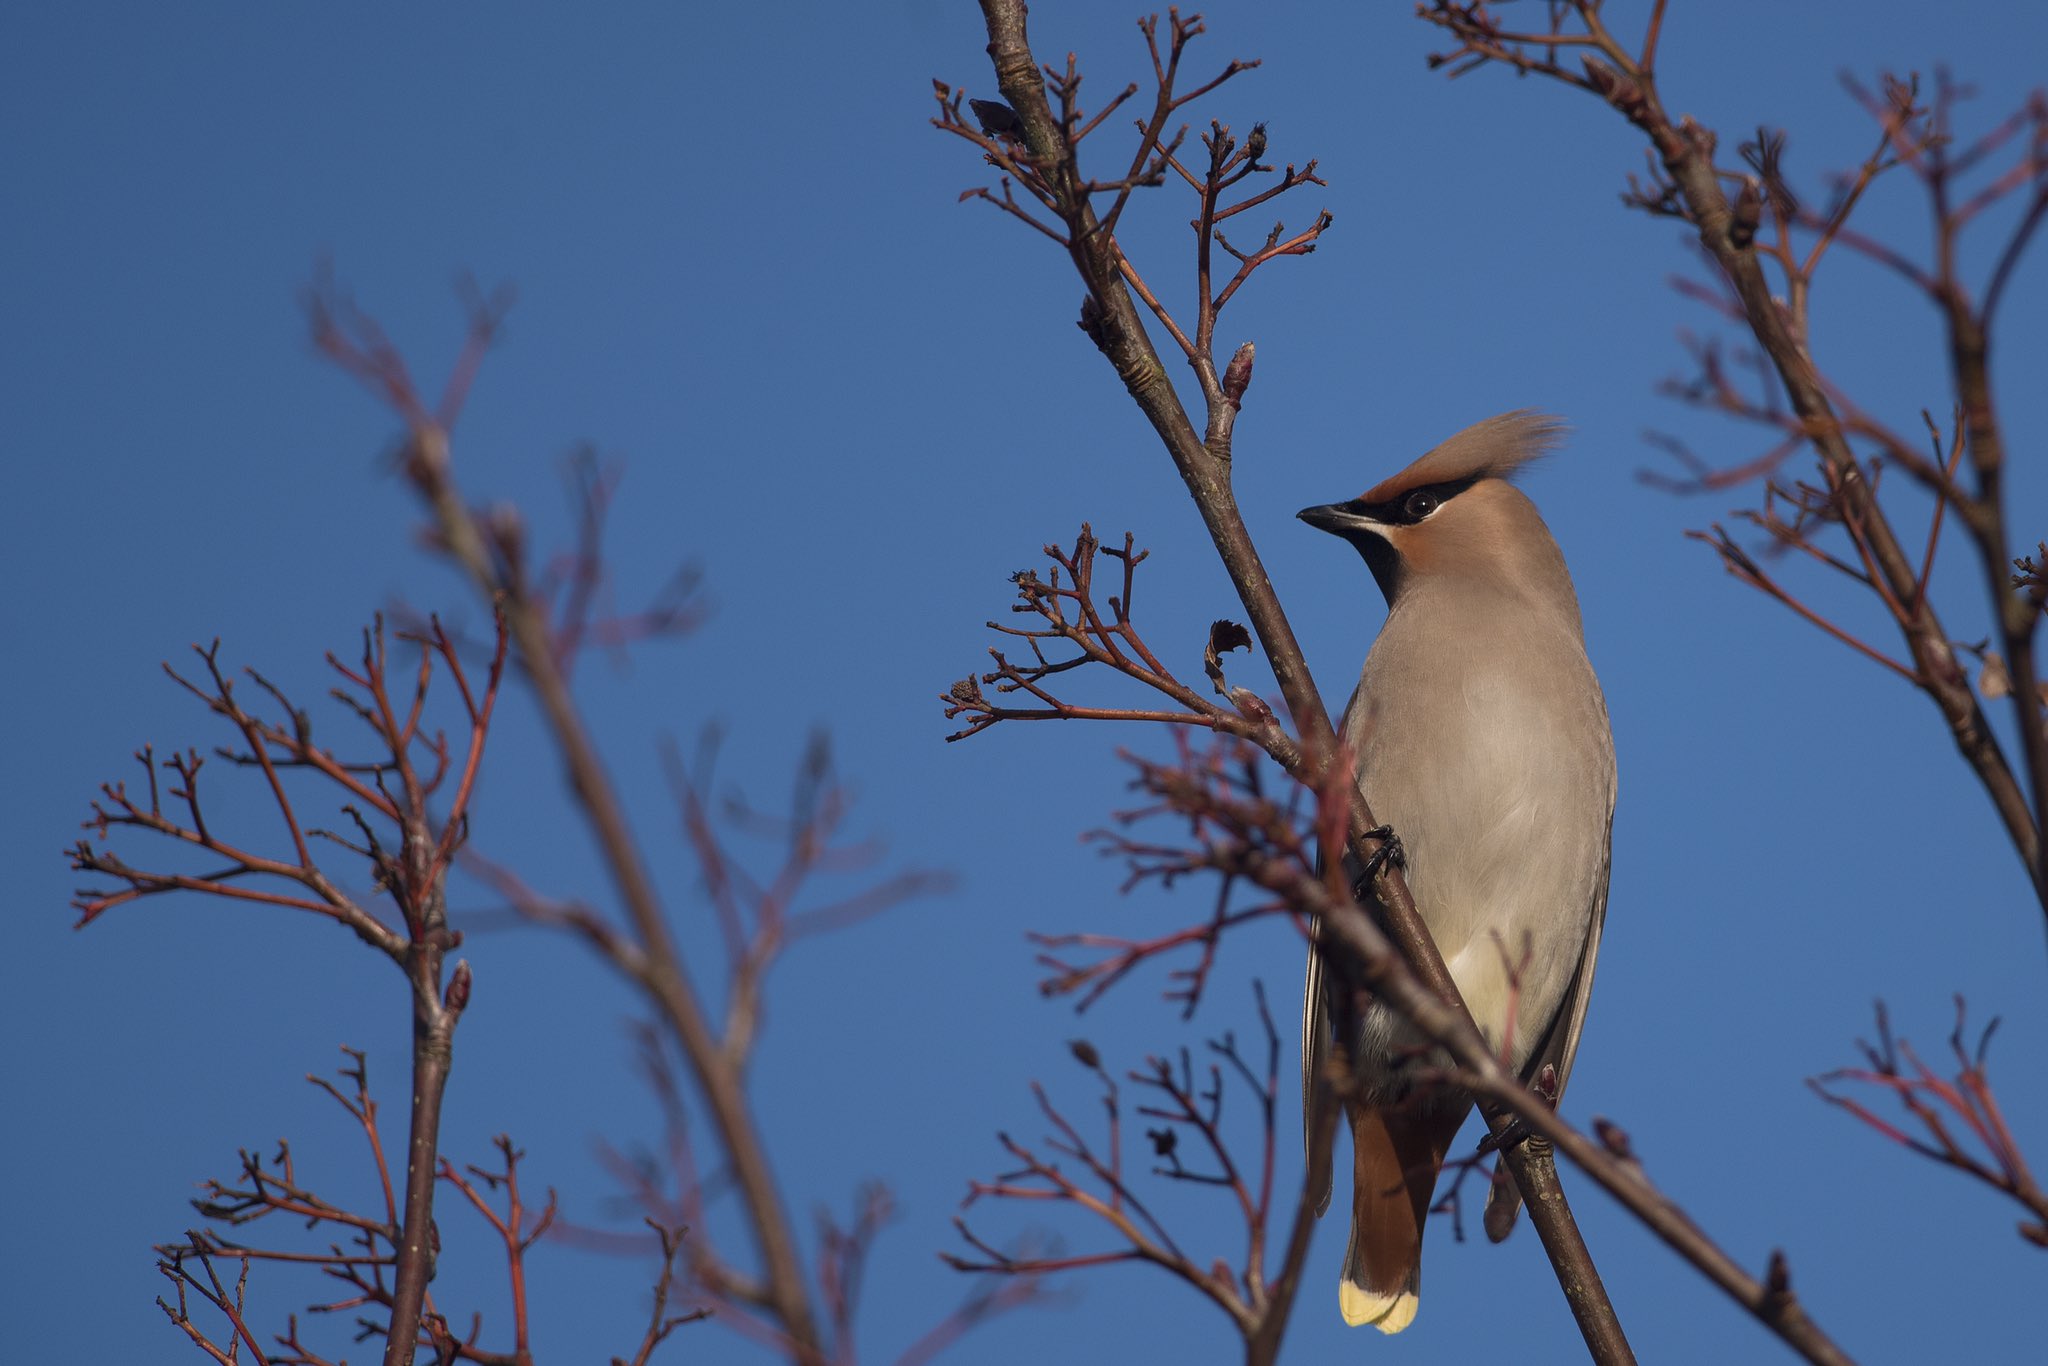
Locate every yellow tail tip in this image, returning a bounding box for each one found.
[1339,1281,1419,1333]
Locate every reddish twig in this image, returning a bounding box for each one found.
[156,1245,273,1366]
[438,1138,560,1365]
[612,1222,713,1366]
[949,985,1311,1353]
[1687,524,1921,681]
[1030,735,1311,1018]
[943,525,1297,767]
[158,1052,577,1366]
[1811,999,2048,1249]
[75,613,506,1366]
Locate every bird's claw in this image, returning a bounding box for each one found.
[1477,1117,1532,1157]
[1353,825,1406,892]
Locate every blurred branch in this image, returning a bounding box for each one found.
[567,1007,1037,1366]
[399,446,709,684]
[890,1274,1048,1366]
[310,279,968,1366]
[309,273,828,1361]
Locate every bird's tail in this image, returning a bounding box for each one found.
[1340,1101,1464,1334]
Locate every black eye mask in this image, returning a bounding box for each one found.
[1334,474,1481,528]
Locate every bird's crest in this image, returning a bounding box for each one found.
[1359,410,1566,503]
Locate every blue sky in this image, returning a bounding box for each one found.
[5,3,2046,1363]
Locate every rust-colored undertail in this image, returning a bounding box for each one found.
[1339,1099,1469,1333]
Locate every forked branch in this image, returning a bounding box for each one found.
[943,525,1292,761]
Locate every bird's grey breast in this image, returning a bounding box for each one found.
[1343,593,1614,1018]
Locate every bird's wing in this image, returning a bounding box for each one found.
[1534,826,1611,1099]
[1482,826,1611,1241]
[1302,923,1334,1218]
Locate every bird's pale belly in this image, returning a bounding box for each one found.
[1351,711,1600,1091]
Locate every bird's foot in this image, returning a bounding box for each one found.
[1352,825,1405,893]
[1477,1117,1531,1157]
[1478,1068,1561,1156]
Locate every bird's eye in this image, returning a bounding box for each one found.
[1403,490,1440,521]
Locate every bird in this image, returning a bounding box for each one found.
[1296,410,1616,1334]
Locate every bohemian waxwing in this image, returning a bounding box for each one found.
[1297,410,1616,1333]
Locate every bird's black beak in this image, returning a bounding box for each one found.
[1297,501,1367,535]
